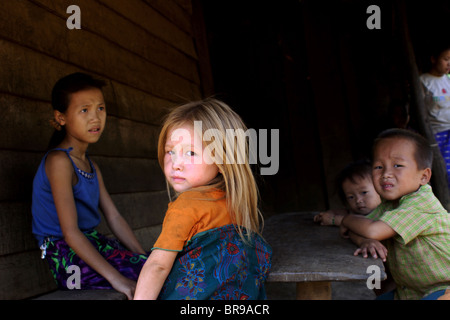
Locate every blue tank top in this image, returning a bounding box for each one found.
[31,147,101,246]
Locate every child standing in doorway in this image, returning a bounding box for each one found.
[31,73,147,299]
[420,44,450,188]
[134,98,272,300]
[340,128,450,300]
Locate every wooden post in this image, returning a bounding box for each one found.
[395,0,450,210]
[192,0,215,97]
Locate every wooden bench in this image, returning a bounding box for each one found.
[263,212,387,300]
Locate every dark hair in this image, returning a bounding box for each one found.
[430,43,450,60]
[48,72,106,149]
[336,159,372,205]
[373,128,433,170]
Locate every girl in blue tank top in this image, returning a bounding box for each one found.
[31,73,147,299]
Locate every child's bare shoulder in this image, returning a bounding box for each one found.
[45,150,72,171]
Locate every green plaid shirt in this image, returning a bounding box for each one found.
[368,184,450,299]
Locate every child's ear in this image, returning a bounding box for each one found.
[420,168,432,185]
[431,56,437,66]
[54,110,65,126]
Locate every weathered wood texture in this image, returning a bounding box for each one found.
[264,212,386,282]
[0,0,207,299]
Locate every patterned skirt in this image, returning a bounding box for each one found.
[44,230,148,290]
[435,129,450,188]
[158,224,272,300]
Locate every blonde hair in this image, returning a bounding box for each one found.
[157,98,263,241]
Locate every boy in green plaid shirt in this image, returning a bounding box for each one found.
[340,128,450,300]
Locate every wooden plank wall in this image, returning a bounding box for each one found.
[0,0,206,299]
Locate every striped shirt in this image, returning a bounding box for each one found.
[368,184,450,299]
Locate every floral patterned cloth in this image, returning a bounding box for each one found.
[44,230,148,290]
[158,224,272,300]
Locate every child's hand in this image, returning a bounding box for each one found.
[314,210,347,226]
[339,224,350,238]
[314,211,336,226]
[314,211,328,224]
[354,239,387,262]
[110,275,138,300]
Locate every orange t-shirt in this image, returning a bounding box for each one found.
[152,189,233,251]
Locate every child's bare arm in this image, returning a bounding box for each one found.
[340,215,388,261]
[341,214,396,241]
[94,163,146,254]
[134,249,178,300]
[349,232,388,262]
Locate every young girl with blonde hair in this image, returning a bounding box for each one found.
[134,98,272,300]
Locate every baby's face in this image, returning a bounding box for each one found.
[342,176,381,215]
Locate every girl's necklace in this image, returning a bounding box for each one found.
[70,153,85,161]
[69,152,90,171]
